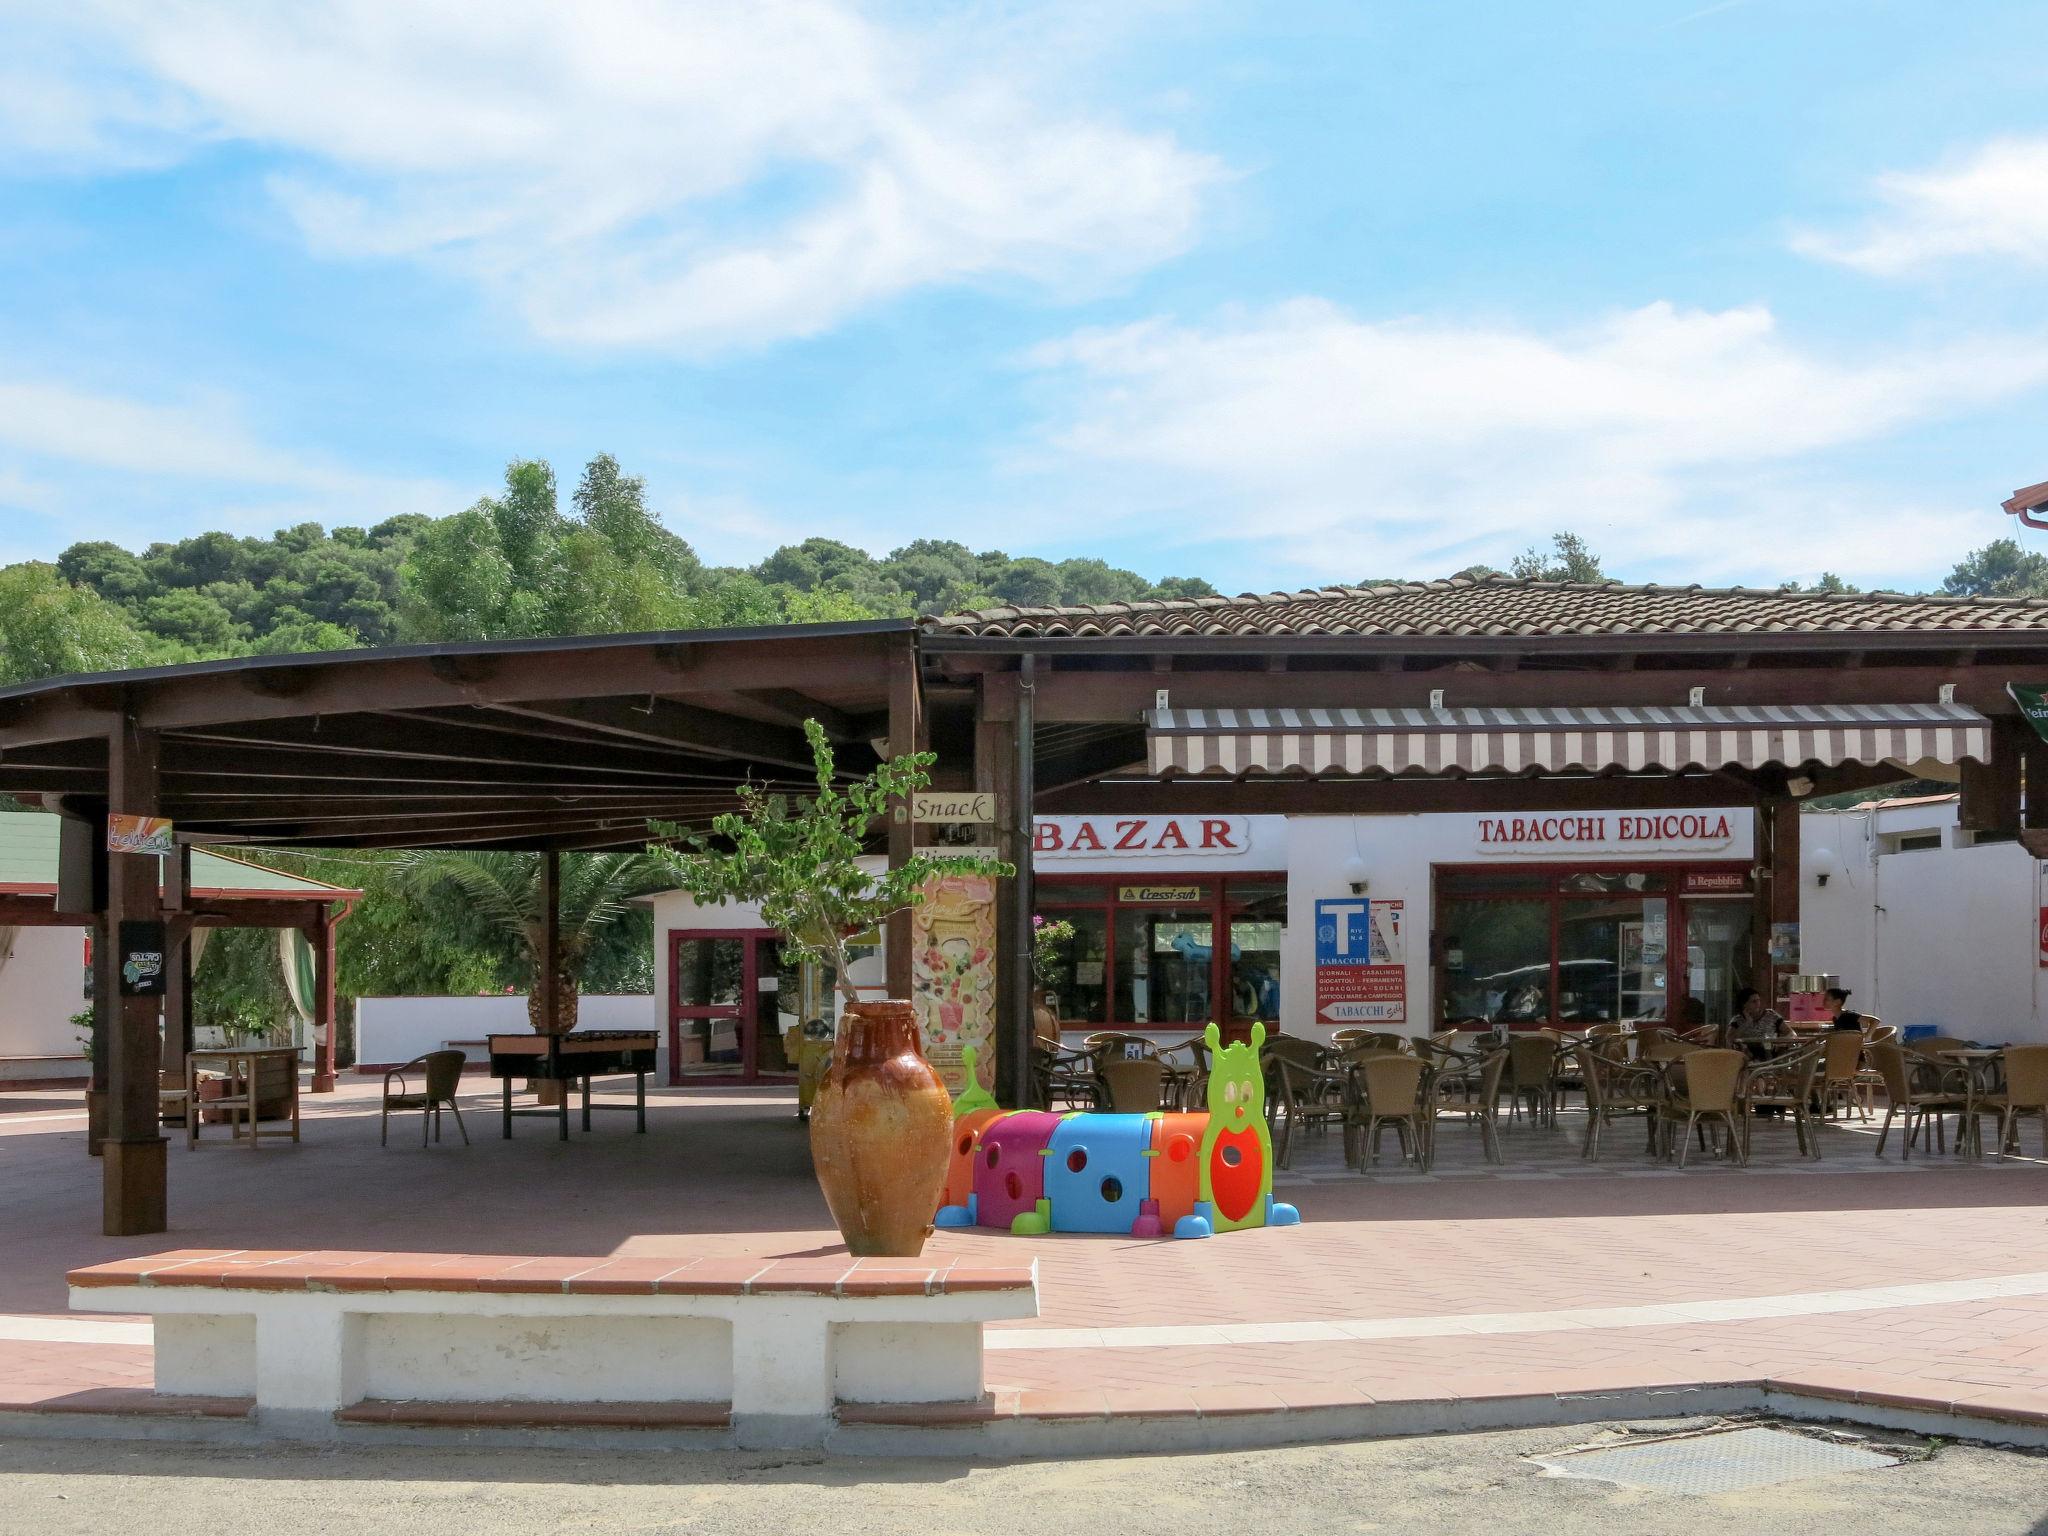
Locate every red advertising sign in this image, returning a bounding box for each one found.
[2039,906,2048,969]
[1683,870,1750,895]
[1315,963,1405,1024]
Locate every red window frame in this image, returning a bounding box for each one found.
[1431,861,1752,1031]
[1034,871,1287,1033]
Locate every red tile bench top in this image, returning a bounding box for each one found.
[68,1249,1035,1300]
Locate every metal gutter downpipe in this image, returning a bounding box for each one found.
[1005,654,1036,1108]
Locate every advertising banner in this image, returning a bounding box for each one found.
[107,814,173,856]
[911,874,997,1097]
[1314,897,1406,1024]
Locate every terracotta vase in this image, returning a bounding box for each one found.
[810,998,952,1257]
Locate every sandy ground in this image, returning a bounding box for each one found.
[4,1422,2048,1536]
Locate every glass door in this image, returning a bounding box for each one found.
[668,930,796,1084]
[1681,899,1752,1031]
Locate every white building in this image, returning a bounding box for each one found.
[1801,794,2045,1043]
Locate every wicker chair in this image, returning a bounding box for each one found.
[1101,1056,1167,1113]
[1973,1045,2048,1162]
[1865,1041,1967,1158]
[1504,1032,1560,1126]
[1573,1042,1662,1160]
[381,1050,470,1148]
[1429,1046,1510,1165]
[1656,1048,1746,1167]
[1270,1048,1347,1169]
[1819,1029,1872,1120]
[1738,1042,1825,1160]
[1346,1052,1431,1171]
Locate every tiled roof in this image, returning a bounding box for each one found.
[923,576,2048,641]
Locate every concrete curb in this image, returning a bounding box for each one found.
[6,1379,2048,1457]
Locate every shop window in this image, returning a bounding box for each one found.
[1116,909,1214,1026]
[1229,918,1284,1022]
[1557,897,1666,1025]
[1040,909,1108,1024]
[1440,900,1551,1025]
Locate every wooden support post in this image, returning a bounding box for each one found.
[2028,731,2048,831]
[161,845,192,1122]
[885,641,922,1003]
[102,715,167,1237]
[1009,657,1036,1107]
[310,909,338,1093]
[536,851,563,1105]
[1767,798,1801,1010]
[976,674,1028,1108]
[1960,720,2024,834]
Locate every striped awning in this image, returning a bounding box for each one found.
[1146,702,1993,778]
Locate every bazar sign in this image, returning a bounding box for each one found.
[1474,812,1736,854]
[1034,815,1251,858]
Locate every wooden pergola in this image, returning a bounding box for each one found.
[0,621,922,1235]
[9,579,2048,1236]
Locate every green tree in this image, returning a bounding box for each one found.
[1944,538,2048,598]
[649,721,1008,1001]
[397,851,673,1032]
[0,563,178,684]
[1510,532,1605,583]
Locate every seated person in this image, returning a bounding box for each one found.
[1726,986,1788,1057]
[1826,985,1863,1032]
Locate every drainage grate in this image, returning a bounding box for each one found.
[1532,1426,1900,1496]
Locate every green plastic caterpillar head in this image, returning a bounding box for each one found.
[951,1043,998,1117]
[1202,1020,1267,1129]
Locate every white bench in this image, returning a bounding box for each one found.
[71,1249,1037,1447]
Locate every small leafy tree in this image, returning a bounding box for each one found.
[650,721,1012,1006]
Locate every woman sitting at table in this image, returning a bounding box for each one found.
[1826,986,1863,1032]
[1726,986,1788,1059]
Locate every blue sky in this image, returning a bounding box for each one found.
[2,0,2045,594]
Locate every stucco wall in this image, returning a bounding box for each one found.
[354,993,655,1070]
[0,925,88,1061]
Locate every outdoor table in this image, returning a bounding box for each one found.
[185,1045,301,1150]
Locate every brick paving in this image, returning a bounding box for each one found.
[5,1078,2048,1425]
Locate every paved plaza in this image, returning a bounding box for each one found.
[6,1078,2048,1431]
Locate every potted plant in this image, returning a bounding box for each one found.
[652,720,1009,1257]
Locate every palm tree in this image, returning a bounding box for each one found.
[398,851,669,1034]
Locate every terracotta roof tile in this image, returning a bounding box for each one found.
[922,576,2048,641]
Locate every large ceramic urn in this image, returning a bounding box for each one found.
[810,998,952,1257]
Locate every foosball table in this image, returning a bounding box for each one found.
[486,1030,658,1141]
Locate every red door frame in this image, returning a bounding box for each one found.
[667,928,791,1086]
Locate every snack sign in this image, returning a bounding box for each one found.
[106,814,173,856]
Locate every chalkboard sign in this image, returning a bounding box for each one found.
[118,920,167,998]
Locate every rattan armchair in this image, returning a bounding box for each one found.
[1573,1041,1663,1160]
[1345,1052,1432,1171]
[1972,1045,2048,1162]
[1739,1042,1825,1161]
[1655,1048,1746,1167]
[1866,1041,1967,1158]
[1428,1045,1509,1165]
[381,1050,470,1148]
[1504,1032,1559,1126]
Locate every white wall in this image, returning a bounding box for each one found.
[1803,801,2047,1044]
[0,925,89,1061]
[354,994,655,1071]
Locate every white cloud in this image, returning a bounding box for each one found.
[1020,298,2048,588]
[12,0,1217,351]
[1794,136,2048,274]
[0,376,456,534]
